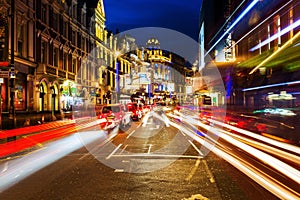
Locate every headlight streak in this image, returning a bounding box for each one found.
[0,130,107,192]
[167,114,300,199]
[151,111,170,127]
[195,121,300,185]
[208,119,300,156]
[212,144,300,199]
[218,128,300,166]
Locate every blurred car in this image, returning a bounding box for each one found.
[143,105,153,113]
[98,104,131,130]
[127,102,142,121]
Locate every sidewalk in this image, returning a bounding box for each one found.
[1,111,74,130]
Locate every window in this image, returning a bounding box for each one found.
[17,40,23,57]
[53,47,59,67]
[81,36,85,51]
[53,12,58,31]
[72,58,76,73]
[72,3,77,19]
[17,24,25,57]
[63,21,68,37]
[72,30,76,44]
[41,42,47,63]
[42,4,47,23]
[63,53,68,70]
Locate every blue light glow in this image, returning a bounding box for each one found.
[242,80,300,91]
[205,0,259,57]
[116,61,120,92]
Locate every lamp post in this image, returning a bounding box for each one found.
[115,51,121,104]
[192,65,197,87]
[8,0,16,133]
[192,65,197,106]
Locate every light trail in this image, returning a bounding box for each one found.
[249,29,300,74]
[242,80,300,91]
[229,0,293,50]
[142,112,152,127]
[208,0,247,45]
[250,19,300,52]
[208,118,300,156]
[0,130,107,192]
[167,114,300,198]
[188,118,300,184]
[205,0,259,56]
[219,128,300,165]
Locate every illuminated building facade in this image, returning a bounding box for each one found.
[198,0,244,107]
[0,0,36,120]
[199,0,300,109]
[233,0,300,109]
[0,0,131,128]
[127,38,188,105]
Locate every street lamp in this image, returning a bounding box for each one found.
[8,0,16,133]
[115,51,121,103]
[192,65,197,77]
[192,64,197,106]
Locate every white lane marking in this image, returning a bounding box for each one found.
[185,158,201,181]
[142,112,151,127]
[114,169,124,173]
[106,144,122,160]
[79,131,118,160]
[188,140,204,157]
[109,154,202,159]
[126,130,136,139]
[120,145,128,154]
[202,159,215,183]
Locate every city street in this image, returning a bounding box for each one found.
[2,108,298,199]
[1,0,300,199]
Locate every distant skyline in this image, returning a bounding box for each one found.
[103,0,203,42]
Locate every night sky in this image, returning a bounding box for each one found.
[103,0,203,42]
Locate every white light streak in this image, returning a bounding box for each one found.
[242,80,300,91]
[205,0,259,56]
[0,131,107,192]
[209,118,300,155]
[250,19,300,51]
[231,0,292,50]
[168,115,300,199]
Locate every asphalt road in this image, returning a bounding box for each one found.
[0,113,280,200]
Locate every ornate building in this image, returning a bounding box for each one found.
[0,0,133,128]
[0,0,36,116]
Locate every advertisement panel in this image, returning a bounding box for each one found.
[138,72,151,84]
[167,82,175,92]
[186,86,193,94]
